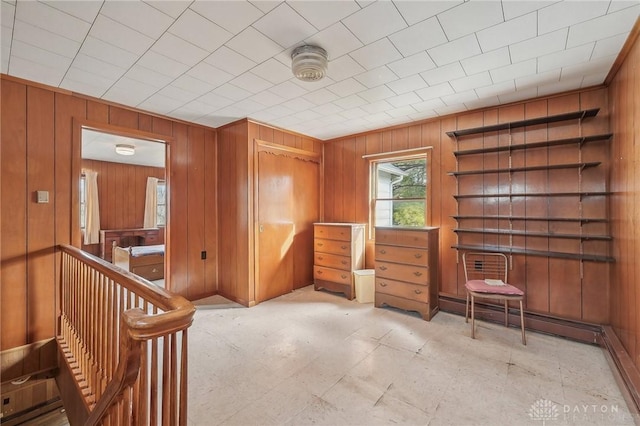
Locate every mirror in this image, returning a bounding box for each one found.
[79,125,168,288]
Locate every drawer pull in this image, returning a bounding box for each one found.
[379,266,388,271]
[341,260,348,265]
[318,256,323,260]
[380,249,387,254]
[414,289,422,294]
[317,270,323,275]
[414,253,422,259]
[413,271,423,277]
[341,245,347,250]
[318,243,324,247]
[380,282,387,287]
[341,274,347,279]
[152,268,157,273]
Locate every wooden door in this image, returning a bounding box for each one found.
[255,141,321,302]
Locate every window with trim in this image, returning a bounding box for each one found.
[156,180,166,227]
[79,174,86,229]
[371,154,429,228]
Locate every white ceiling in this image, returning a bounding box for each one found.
[2,1,639,141]
[82,128,166,167]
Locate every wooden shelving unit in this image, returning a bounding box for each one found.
[447,108,613,264]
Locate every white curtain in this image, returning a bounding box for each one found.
[144,177,159,228]
[83,170,101,245]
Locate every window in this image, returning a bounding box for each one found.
[156,180,166,227]
[79,174,86,229]
[371,155,428,228]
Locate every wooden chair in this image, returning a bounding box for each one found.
[463,252,526,345]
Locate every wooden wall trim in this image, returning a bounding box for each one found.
[601,326,640,416]
[605,18,640,85]
[0,338,57,383]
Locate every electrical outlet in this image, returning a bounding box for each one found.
[201,251,206,260]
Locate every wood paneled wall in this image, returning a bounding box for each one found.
[0,76,217,351]
[216,119,321,306]
[80,160,165,256]
[323,88,611,324]
[609,29,640,371]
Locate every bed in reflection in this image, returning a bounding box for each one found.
[113,242,164,281]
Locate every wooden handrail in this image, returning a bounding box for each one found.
[56,244,195,425]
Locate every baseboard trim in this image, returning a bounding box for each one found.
[601,326,640,416]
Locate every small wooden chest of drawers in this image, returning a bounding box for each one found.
[374,226,439,320]
[313,223,365,300]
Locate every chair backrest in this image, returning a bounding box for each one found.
[463,252,508,283]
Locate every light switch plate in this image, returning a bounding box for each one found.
[36,191,49,203]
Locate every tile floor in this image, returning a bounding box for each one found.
[187,286,636,425]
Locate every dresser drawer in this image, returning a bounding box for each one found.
[375,229,429,248]
[376,278,429,303]
[375,245,428,266]
[314,266,351,285]
[314,252,351,270]
[315,225,351,241]
[132,264,164,281]
[375,261,429,285]
[314,238,351,255]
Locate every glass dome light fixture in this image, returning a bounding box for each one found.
[291,45,328,82]
[115,144,135,156]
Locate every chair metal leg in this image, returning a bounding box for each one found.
[465,291,469,323]
[504,300,508,327]
[470,295,476,339]
[519,300,526,345]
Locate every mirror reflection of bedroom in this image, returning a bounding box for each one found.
[80,128,166,288]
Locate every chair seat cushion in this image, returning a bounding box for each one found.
[465,280,524,296]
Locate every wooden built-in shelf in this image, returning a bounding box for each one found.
[452,215,608,223]
[453,133,613,156]
[451,244,615,262]
[446,108,599,138]
[453,191,611,199]
[449,162,600,176]
[453,228,612,241]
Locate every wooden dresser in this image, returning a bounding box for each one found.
[313,223,365,300]
[374,226,439,320]
[100,228,162,262]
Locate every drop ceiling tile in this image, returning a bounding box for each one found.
[250,91,286,107]
[186,62,233,88]
[509,28,568,63]
[354,66,398,89]
[363,111,392,123]
[537,76,583,97]
[63,67,114,94]
[1,2,14,29]
[582,71,608,87]
[502,1,555,20]
[411,98,446,112]
[253,3,318,48]
[561,54,616,81]
[419,62,465,86]
[350,38,402,70]
[100,1,174,39]
[465,95,501,110]
[282,97,315,111]
[359,85,395,103]
[250,110,278,123]
[263,104,295,118]
[327,78,367,97]
[476,12,537,52]
[538,43,594,73]
[78,36,139,70]
[416,82,454,101]
[450,72,492,92]
[288,0,360,30]
[592,33,629,59]
[138,93,187,115]
[143,1,191,19]
[104,78,159,106]
[327,55,366,80]
[268,80,308,100]
[394,0,462,26]
[461,47,511,76]
[387,92,421,108]
[234,99,266,114]
[290,76,335,91]
[125,65,173,88]
[303,88,340,105]
[10,39,72,72]
[474,80,516,98]
[197,92,235,109]
[498,87,538,104]
[566,5,640,48]
[8,56,65,87]
[226,26,284,64]
[609,1,640,13]
[212,83,253,101]
[387,105,417,118]
[15,1,90,42]
[90,14,154,55]
[438,1,503,40]
[172,74,218,96]
[340,107,368,119]
[196,115,237,128]
[204,46,257,75]
[490,59,536,83]
[318,113,347,125]
[515,69,560,90]
[305,22,363,60]
[313,103,343,115]
[386,75,428,95]
[191,0,265,35]
[60,77,107,98]
[428,34,481,66]
[157,85,200,103]
[538,1,609,35]
[387,52,436,78]
[332,94,367,109]
[342,1,406,44]
[251,59,291,85]
[272,115,304,127]
[388,17,448,57]
[409,110,438,121]
[137,50,190,79]
[434,104,467,116]
[168,9,232,52]
[230,73,273,94]
[13,20,80,59]
[293,109,322,122]
[71,53,126,80]
[152,32,209,67]
[360,100,392,114]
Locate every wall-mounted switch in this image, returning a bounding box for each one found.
[36,191,49,203]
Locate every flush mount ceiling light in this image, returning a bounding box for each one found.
[115,144,135,156]
[291,45,328,82]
